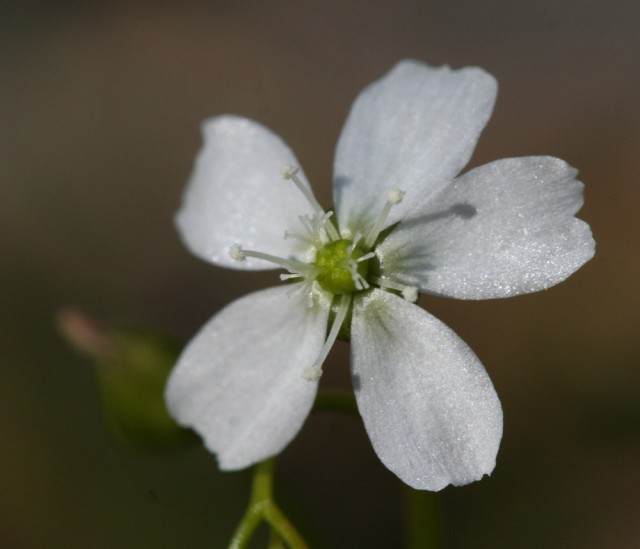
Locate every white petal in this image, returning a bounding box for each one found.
[165,285,330,469]
[175,116,316,269]
[377,156,595,299]
[351,289,502,491]
[333,60,497,236]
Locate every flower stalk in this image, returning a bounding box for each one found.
[231,391,439,548]
[229,458,309,549]
[405,486,438,549]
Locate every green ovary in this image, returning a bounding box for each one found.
[315,239,370,295]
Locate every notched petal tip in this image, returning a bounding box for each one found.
[379,155,595,299]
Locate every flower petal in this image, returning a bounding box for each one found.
[333,60,497,236]
[351,289,502,491]
[175,116,317,269]
[165,285,330,469]
[377,156,595,299]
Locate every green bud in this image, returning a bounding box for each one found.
[58,309,194,451]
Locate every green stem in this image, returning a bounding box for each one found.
[229,505,263,549]
[267,529,286,549]
[230,391,439,549]
[228,458,308,549]
[404,486,438,549]
[264,503,309,548]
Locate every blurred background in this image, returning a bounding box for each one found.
[2,1,639,547]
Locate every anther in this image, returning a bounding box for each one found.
[280,164,300,180]
[387,188,405,204]
[402,287,418,302]
[229,243,246,261]
[370,276,418,302]
[302,365,323,381]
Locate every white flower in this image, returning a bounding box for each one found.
[165,60,595,491]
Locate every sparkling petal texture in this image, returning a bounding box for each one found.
[175,115,316,270]
[165,286,329,469]
[167,60,596,488]
[351,289,503,491]
[377,156,595,299]
[333,60,497,236]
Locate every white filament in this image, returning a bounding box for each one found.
[364,188,405,248]
[302,293,351,381]
[370,276,418,302]
[229,243,311,273]
[281,164,340,241]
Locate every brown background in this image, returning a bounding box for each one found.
[2,1,639,547]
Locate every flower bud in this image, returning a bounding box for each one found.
[58,309,195,450]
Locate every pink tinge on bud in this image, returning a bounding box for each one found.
[56,308,114,359]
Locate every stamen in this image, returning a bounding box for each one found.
[364,188,405,248]
[371,276,418,302]
[281,164,325,214]
[302,293,351,381]
[356,252,376,263]
[284,229,314,246]
[286,273,319,308]
[347,259,369,290]
[279,273,303,281]
[340,232,368,290]
[298,214,314,236]
[281,164,340,241]
[228,243,311,273]
[316,211,338,243]
[293,214,323,248]
[346,232,363,255]
[348,233,375,264]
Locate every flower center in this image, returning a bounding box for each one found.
[315,239,372,295]
[228,164,419,381]
[228,164,417,304]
